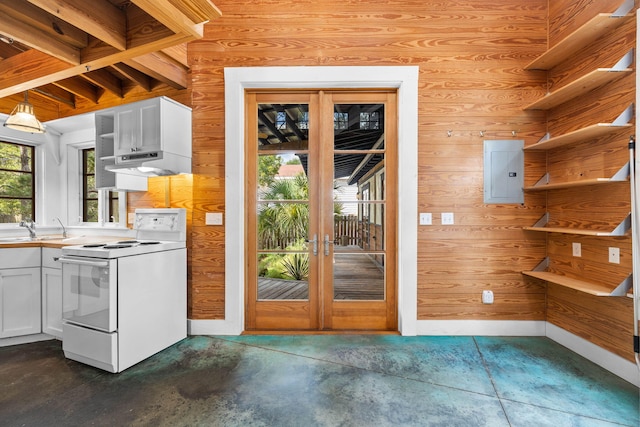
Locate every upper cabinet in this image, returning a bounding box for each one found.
[114,100,162,159]
[95,97,192,190]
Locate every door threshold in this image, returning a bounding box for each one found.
[242,330,401,335]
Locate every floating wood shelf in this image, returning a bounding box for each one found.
[525,0,634,70]
[523,213,631,236]
[525,163,629,191]
[524,104,633,150]
[523,270,632,297]
[524,67,632,111]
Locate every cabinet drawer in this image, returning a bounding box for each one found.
[42,248,63,269]
[0,248,40,269]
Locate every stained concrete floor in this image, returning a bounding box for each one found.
[0,335,638,426]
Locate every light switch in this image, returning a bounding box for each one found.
[205,212,223,225]
[441,212,454,225]
[419,213,432,225]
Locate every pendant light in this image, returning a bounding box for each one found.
[3,91,45,134]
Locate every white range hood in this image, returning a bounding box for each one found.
[106,150,191,177]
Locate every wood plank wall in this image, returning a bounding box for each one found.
[186,0,550,321]
[542,0,636,362]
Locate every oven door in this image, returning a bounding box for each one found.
[59,256,117,333]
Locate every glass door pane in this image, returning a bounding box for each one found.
[331,103,386,301]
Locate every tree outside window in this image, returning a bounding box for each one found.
[0,141,34,223]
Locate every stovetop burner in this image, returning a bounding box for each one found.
[103,244,134,249]
[83,243,106,248]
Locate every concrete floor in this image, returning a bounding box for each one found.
[0,335,638,426]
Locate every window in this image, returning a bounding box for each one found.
[334,112,349,130]
[359,111,380,129]
[81,148,119,223]
[0,141,35,223]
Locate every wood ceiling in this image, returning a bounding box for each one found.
[0,0,220,115]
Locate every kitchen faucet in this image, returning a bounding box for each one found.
[19,218,36,238]
[55,217,67,238]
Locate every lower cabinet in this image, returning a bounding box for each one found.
[42,248,63,338]
[0,267,41,338]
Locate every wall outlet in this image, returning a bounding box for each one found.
[205,212,224,225]
[482,290,494,304]
[572,242,581,257]
[608,247,620,264]
[441,212,454,225]
[419,213,432,225]
[127,212,135,224]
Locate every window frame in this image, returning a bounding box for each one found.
[0,140,36,223]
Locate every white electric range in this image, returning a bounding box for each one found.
[59,208,187,373]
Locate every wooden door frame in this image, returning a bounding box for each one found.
[195,66,418,336]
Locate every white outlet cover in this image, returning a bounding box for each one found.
[482,290,494,304]
[608,247,620,264]
[572,242,581,257]
[419,213,432,225]
[442,212,454,225]
[206,212,224,225]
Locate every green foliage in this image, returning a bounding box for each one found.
[257,239,309,280]
[258,155,282,187]
[0,142,34,223]
[281,253,309,280]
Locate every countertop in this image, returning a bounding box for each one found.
[0,235,124,249]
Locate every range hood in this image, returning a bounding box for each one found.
[106,151,191,177]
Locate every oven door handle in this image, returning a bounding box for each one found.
[56,256,110,267]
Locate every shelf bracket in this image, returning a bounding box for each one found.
[609,213,632,236]
[534,133,550,145]
[532,257,550,272]
[611,274,633,296]
[612,48,634,70]
[613,0,634,17]
[612,103,634,125]
[532,213,550,228]
[530,173,550,188]
[610,162,630,181]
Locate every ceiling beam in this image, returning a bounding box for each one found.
[0,32,194,98]
[0,0,87,49]
[82,69,123,98]
[161,44,188,68]
[110,63,152,92]
[125,52,188,89]
[0,9,80,64]
[53,76,100,103]
[27,0,127,51]
[167,0,222,23]
[31,84,75,108]
[131,0,206,39]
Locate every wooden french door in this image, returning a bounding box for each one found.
[245,90,397,331]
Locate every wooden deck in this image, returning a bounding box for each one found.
[258,250,384,300]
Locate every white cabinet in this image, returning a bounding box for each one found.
[114,99,161,157]
[95,96,191,189]
[42,248,63,338]
[0,248,41,338]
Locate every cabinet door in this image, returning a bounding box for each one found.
[115,107,137,156]
[0,267,41,338]
[42,267,63,338]
[138,102,161,153]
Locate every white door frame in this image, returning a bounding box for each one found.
[188,66,419,335]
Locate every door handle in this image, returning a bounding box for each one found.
[324,234,334,256]
[305,234,318,256]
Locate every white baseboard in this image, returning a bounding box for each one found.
[0,333,55,347]
[546,323,640,387]
[415,320,546,336]
[188,319,242,336]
